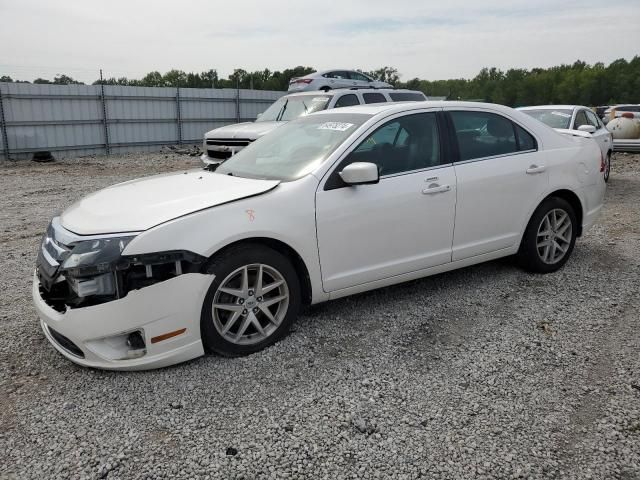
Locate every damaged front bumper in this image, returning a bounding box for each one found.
[33,271,210,370]
[33,217,214,370]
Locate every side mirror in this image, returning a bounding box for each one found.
[578,124,596,134]
[339,162,379,185]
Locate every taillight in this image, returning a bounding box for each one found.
[599,151,605,173]
[291,78,312,84]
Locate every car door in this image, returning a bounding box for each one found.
[585,109,611,158]
[322,71,348,90]
[348,71,370,88]
[445,108,548,261]
[315,111,456,292]
[328,71,353,89]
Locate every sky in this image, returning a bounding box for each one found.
[0,0,639,84]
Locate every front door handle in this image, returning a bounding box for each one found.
[526,165,546,174]
[422,184,451,194]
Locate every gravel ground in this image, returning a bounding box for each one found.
[1,150,639,480]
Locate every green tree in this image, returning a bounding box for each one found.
[53,74,84,85]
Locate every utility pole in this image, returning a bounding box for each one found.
[99,69,110,155]
[0,84,10,161]
[236,75,240,123]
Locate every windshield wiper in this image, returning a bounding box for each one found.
[276,99,288,121]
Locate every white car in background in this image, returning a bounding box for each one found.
[34,101,605,370]
[201,89,427,165]
[518,105,613,181]
[288,69,393,92]
[602,104,640,121]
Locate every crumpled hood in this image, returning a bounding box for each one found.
[61,170,279,235]
[204,121,284,140]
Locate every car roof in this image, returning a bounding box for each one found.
[316,68,359,74]
[518,105,581,111]
[297,69,363,78]
[283,88,423,99]
[311,100,518,117]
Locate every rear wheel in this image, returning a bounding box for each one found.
[201,244,301,356]
[320,86,331,92]
[518,197,577,273]
[604,152,611,182]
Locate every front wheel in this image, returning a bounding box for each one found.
[518,197,577,273]
[200,244,301,356]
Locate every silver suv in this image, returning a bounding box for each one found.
[201,89,427,165]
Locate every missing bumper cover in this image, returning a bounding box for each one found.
[38,250,207,311]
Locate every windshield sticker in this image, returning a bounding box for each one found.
[312,97,328,102]
[551,111,571,118]
[318,122,354,132]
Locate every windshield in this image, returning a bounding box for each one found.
[521,109,572,129]
[257,95,331,122]
[216,113,370,181]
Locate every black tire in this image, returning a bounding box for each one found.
[604,152,611,182]
[517,197,577,273]
[320,86,331,92]
[200,243,301,356]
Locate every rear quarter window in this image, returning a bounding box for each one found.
[363,93,387,104]
[389,92,426,102]
[515,124,537,151]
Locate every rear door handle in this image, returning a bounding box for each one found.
[526,165,546,174]
[422,184,451,194]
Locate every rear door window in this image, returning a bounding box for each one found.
[334,94,360,108]
[363,93,387,104]
[450,111,518,161]
[326,71,348,80]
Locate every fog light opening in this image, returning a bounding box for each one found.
[126,330,146,359]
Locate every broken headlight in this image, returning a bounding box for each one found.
[61,236,135,278]
[60,236,135,298]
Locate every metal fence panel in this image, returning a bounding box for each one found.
[0,83,285,160]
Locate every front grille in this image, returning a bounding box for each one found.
[207,150,233,160]
[48,326,85,358]
[206,139,252,147]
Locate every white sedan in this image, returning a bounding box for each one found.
[33,102,606,370]
[518,105,613,182]
[288,69,393,92]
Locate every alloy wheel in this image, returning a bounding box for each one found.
[211,264,289,345]
[536,209,573,264]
